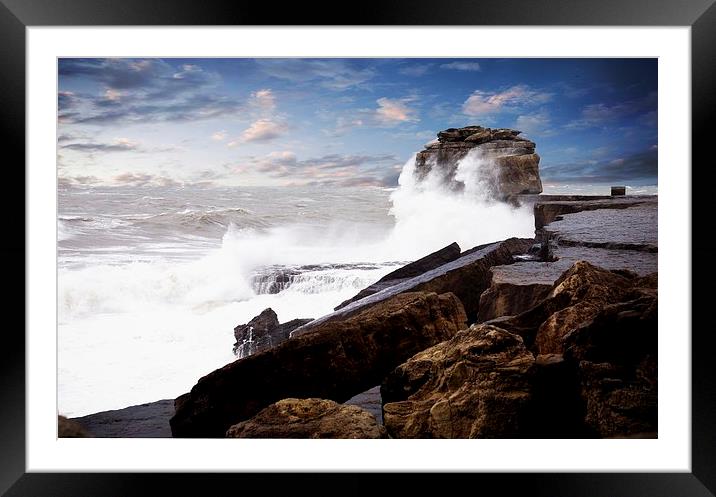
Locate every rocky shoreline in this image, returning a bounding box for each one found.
[63,126,658,439]
[66,193,657,439]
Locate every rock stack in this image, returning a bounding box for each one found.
[415,125,542,201]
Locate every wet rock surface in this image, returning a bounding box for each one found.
[233,308,312,358]
[225,398,387,439]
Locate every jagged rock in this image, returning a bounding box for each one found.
[225,398,387,439]
[171,291,467,437]
[58,415,92,437]
[233,308,312,357]
[335,242,462,310]
[414,125,542,200]
[564,293,657,437]
[381,324,534,438]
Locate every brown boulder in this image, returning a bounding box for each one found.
[226,398,387,439]
[58,415,92,437]
[381,324,534,438]
[171,291,467,437]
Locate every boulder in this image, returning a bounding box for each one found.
[381,324,534,438]
[233,308,312,358]
[334,242,462,310]
[414,125,542,200]
[171,291,467,437]
[226,398,387,439]
[58,415,92,437]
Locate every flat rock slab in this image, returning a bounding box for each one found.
[544,198,657,250]
[335,242,461,310]
[293,237,533,335]
[70,400,174,438]
[171,291,467,437]
[534,195,653,224]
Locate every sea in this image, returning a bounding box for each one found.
[58,152,546,417]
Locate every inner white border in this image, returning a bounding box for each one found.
[27,26,691,472]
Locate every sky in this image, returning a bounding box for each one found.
[57,58,657,190]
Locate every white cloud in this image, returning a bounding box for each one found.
[252,89,276,111]
[399,64,432,77]
[265,150,297,164]
[565,92,657,130]
[514,111,551,136]
[255,59,375,90]
[211,130,227,141]
[440,61,481,72]
[375,97,418,125]
[104,88,123,101]
[462,85,552,116]
[237,119,288,143]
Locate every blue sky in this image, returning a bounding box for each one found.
[57,58,657,189]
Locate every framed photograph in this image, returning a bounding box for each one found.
[5,0,715,495]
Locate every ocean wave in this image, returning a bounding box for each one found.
[128,206,262,230]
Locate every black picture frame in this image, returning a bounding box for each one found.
[3,1,714,495]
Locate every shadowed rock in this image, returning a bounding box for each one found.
[564,292,658,437]
[171,291,467,437]
[226,398,387,439]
